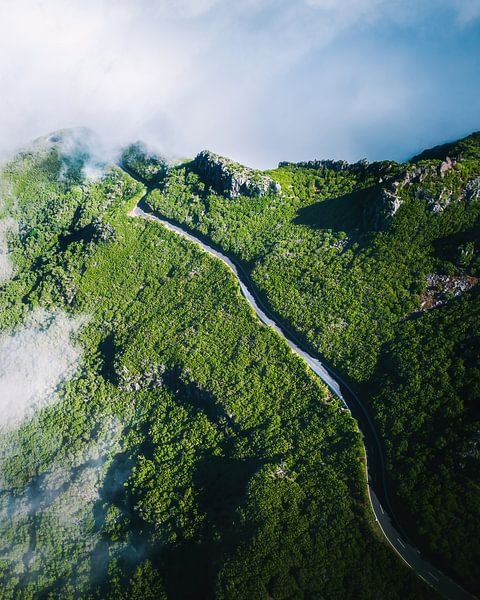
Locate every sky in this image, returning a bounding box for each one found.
[0,0,479,168]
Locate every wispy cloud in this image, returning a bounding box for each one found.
[0,0,479,167]
[0,309,85,430]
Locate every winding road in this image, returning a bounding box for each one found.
[128,197,475,600]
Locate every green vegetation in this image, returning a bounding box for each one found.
[121,141,168,184]
[147,132,480,593]
[412,131,480,162]
[373,295,480,586]
[0,135,434,598]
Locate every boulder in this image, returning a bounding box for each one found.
[194,150,281,198]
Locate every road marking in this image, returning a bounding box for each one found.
[428,572,439,582]
[397,538,406,549]
[379,503,384,514]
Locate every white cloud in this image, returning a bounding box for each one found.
[0,0,478,167]
[0,415,124,587]
[0,310,85,430]
[451,0,480,23]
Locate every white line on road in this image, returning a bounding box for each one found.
[397,538,406,549]
[428,572,439,582]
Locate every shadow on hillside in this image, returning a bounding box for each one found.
[162,453,260,600]
[293,187,376,235]
[98,333,118,384]
[85,367,265,599]
[433,222,480,264]
[89,450,143,593]
[163,365,227,425]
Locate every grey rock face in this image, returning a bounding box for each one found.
[418,273,478,312]
[464,176,480,202]
[369,160,480,228]
[439,156,455,177]
[369,183,404,230]
[194,150,281,198]
[278,158,376,177]
[278,159,351,172]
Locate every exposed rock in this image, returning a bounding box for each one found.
[419,174,480,213]
[279,159,351,172]
[368,182,405,231]
[418,273,478,312]
[439,156,455,177]
[278,157,376,177]
[417,186,453,214]
[194,150,281,198]
[464,176,480,202]
[366,159,480,228]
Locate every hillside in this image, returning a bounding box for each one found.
[0,131,438,599]
[146,131,480,594]
[411,132,480,162]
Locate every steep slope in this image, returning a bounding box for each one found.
[146,133,480,593]
[412,131,480,162]
[0,132,435,598]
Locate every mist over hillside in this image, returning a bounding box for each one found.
[0,2,479,597]
[0,127,477,598]
[1,1,480,167]
[0,310,85,431]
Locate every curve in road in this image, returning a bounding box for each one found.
[128,200,475,600]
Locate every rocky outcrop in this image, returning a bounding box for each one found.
[279,158,352,172]
[277,158,402,181]
[417,171,480,214]
[418,273,478,312]
[464,176,480,202]
[368,183,404,230]
[366,166,429,230]
[368,159,480,229]
[439,156,455,177]
[194,150,281,198]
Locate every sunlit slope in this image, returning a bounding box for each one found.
[147,131,480,593]
[0,132,435,598]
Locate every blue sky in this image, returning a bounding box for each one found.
[0,0,479,167]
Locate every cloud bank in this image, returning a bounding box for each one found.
[0,0,479,167]
[0,310,84,430]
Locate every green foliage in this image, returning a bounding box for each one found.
[121,141,168,184]
[372,296,480,587]
[0,142,433,598]
[147,141,480,592]
[412,131,480,161]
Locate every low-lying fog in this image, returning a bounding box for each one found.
[1,0,479,168]
[0,310,85,430]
